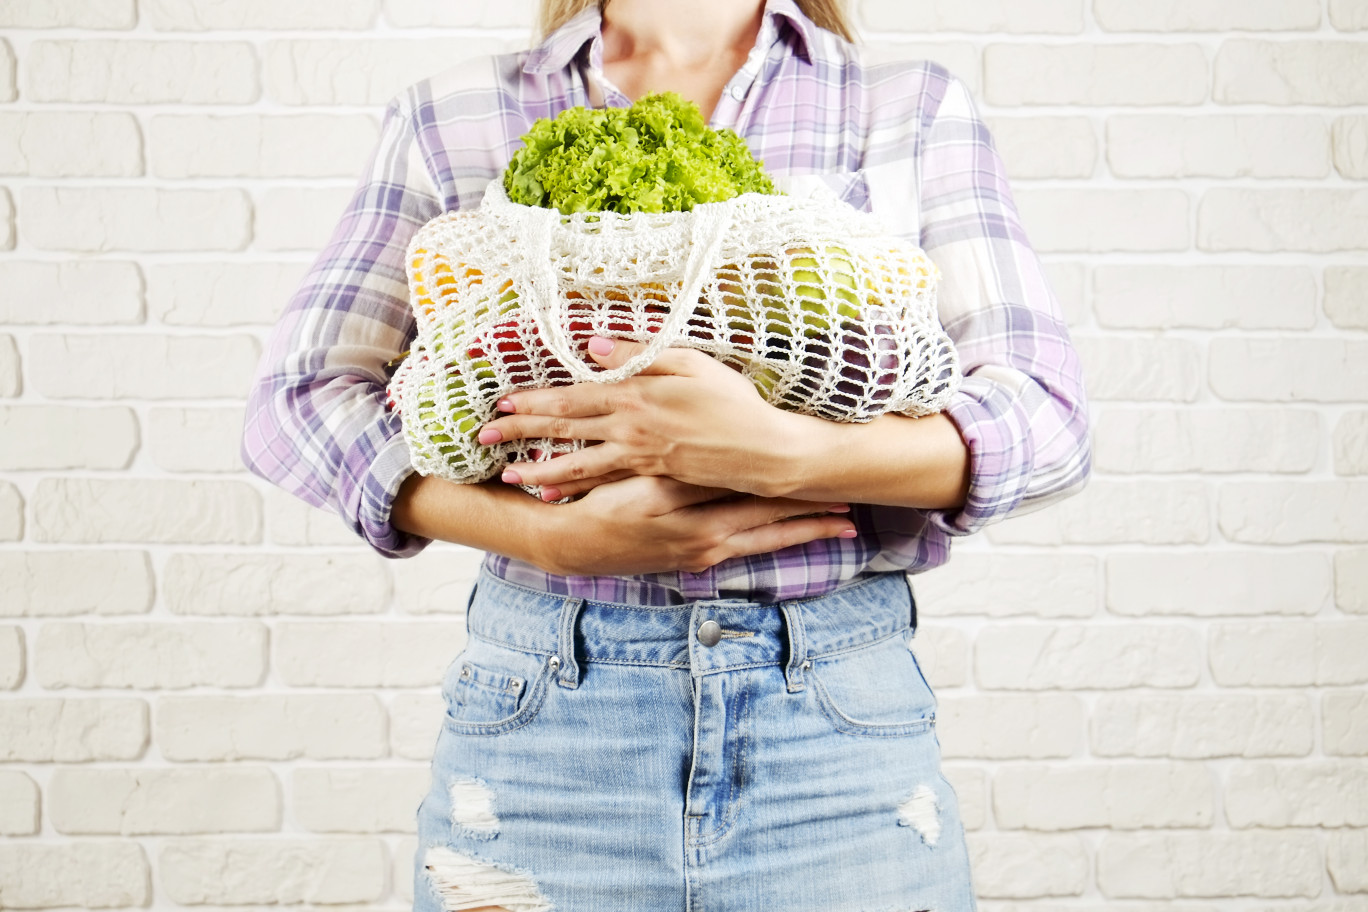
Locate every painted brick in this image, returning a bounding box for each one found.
[0,0,137,27]
[145,0,378,29]
[1210,339,1368,402]
[255,187,355,251]
[985,44,1207,106]
[1210,621,1368,686]
[1339,549,1368,614]
[987,117,1096,179]
[0,335,18,398]
[1215,40,1368,105]
[25,40,259,104]
[265,39,506,105]
[1045,262,1087,328]
[976,625,1201,690]
[0,626,22,688]
[1199,189,1368,253]
[393,543,485,614]
[861,42,981,95]
[1074,336,1202,401]
[164,552,390,615]
[0,112,143,177]
[50,767,280,834]
[159,837,386,905]
[0,482,21,541]
[1332,0,1368,29]
[910,553,1098,617]
[0,261,143,325]
[147,261,305,326]
[0,698,148,761]
[994,764,1213,830]
[157,695,387,761]
[967,834,1089,899]
[395,835,417,903]
[1092,694,1314,759]
[1329,831,1368,893]
[943,767,987,830]
[1093,265,1316,330]
[0,405,138,471]
[862,0,1083,33]
[986,481,1209,546]
[29,333,259,399]
[0,550,153,616]
[35,621,267,689]
[1219,482,1368,544]
[266,488,360,546]
[391,693,443,760]
[1098,832,1321,898]
[0,771,39,835]
[1335,116,1368,178]
[1227,761,1368,827]
[0,187,12,250]
[148,407,245,473]
[21,187,251,252]
[1107,550,1329,616]
[31,479,261,544]
[1336,412,1368,475]
[910,625,969,689]
[1325,266,1368,330]
[1094,408,1318,475]
[938,695,1083,759]
[293,767,427,833]
[275,621,467,687]
[150,114,378,178]
[1016,189,1189,253]
[385,0,537,28]
[1095,0,1321,31]
[1107,115,1329,179]
[1325,691,1368,756]
[0,40,14,102]
[0,843,150,908]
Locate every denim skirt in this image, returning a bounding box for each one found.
[413,568,978,912]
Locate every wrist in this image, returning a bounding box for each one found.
[760,409,838,500]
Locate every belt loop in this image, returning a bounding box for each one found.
[904,573,918,636]
[556,597,585,689]
[779,600,809,693]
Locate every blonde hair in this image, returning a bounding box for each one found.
[538,0,855,44]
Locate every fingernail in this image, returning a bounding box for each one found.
[828,504,851,513]
[496,398,515,413]
[587,336,615,356]
[477,427,502,445]
[838,528,858,538]
[541,486,562,502]
[501,469,522,484]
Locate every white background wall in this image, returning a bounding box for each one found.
[0,0,1365,908]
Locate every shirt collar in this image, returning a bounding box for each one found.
[522,0,821,76]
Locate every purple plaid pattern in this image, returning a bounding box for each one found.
[242,0,1091,605]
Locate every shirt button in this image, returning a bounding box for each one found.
[697,620,722,648]
[729,83,746,101]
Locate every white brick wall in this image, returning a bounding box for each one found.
[1,1,1365,908]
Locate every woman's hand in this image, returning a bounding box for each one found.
[533,475,855,577]
[477,336,799,501]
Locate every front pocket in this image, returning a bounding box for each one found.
[809,633,936,738]
[441,641,555,736]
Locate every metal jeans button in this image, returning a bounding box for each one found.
[697,620,722,647]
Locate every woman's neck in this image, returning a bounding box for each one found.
[600,0,765,118]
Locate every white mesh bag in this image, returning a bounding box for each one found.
[387,180,961,489]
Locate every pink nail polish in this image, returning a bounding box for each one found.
[587,336,615,356]
[496,398,515,413]
[541,486,562,502]
[838,529,858,538]
[501,469,522,484]
[477,427,502,445]
[828,504,851,513]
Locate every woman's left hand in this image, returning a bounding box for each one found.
[477,336,799,501]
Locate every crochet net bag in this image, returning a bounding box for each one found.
[387,180,961,489]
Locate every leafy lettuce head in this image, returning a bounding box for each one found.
[502,92,778,214]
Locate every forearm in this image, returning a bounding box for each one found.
[391,473,559,565]
[765,410,971,510]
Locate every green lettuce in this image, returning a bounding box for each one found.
[503,92,778,214]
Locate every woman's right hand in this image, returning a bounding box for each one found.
[531,475,856,577]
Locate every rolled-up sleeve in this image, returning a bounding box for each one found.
[241,97,443,557]
[915,72,1091,536]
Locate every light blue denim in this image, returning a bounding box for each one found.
[414,568,978,912]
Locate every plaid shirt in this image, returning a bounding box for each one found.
[242,0,1091,605]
